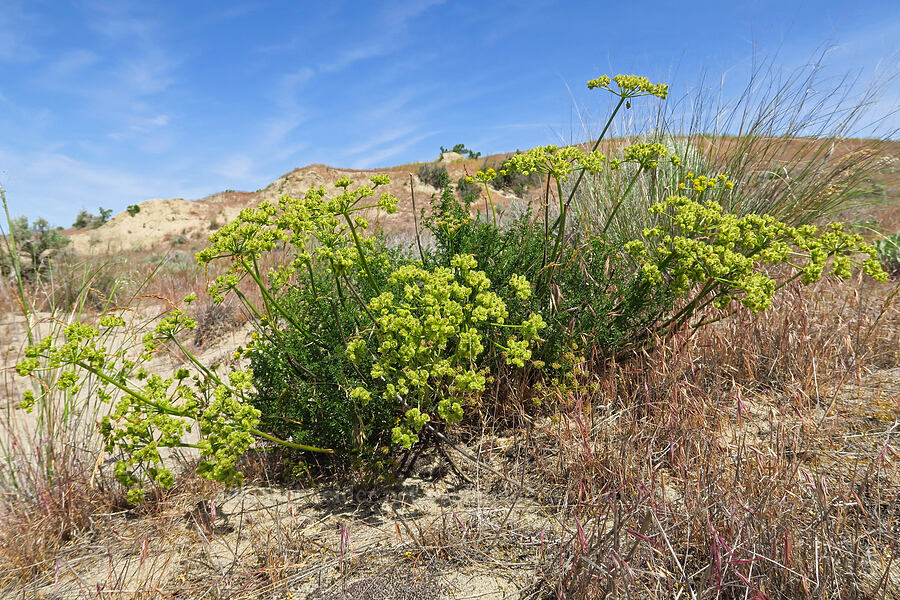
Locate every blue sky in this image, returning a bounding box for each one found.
[1,0,898,226]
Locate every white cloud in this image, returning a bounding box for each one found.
[346,131,436,168]
[318,0,445,73]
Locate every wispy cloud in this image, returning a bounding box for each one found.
[345,126,419,158]
[0,1,40,62]
[0,148,155,220]
[258,67,314,157]
[348,131,437,168]
[319,0,445,73]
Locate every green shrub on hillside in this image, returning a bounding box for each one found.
[417,163,451,189]
[491,154,543,197]
[1,216,69,279]
[440,143,481,159]
[72,207,114,229]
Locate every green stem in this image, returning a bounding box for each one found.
[600,167,644,236]
[250,428,333,453]
[1,186,32,346]
[74,359,333,454]
[544,178,568,293]
[562,96,626,213]
[409,173,428,267]
[343,212,380,293]
[242,258,305,332]
[483,182,497,228]
[73,360,191,418]
[658,279,720,334]
[542,173,551,274]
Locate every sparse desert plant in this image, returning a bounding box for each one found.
[440,143,481,158]
[0,215,69,280]
[72,209,94,229]
[97,206,113,225]
[126,204,141,217]
[72,207,114,228]
[46,256,127,312]
[874,230,900,276]
[417,162,451,189]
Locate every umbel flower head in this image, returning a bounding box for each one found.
[625,190,888,314]
[587,74,669,99]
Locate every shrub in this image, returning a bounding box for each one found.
[72,207,113,228]
[126,204,141,217]
[12,73,889,503]
[97,207,113,225]
[1,216,69,280]
[440,143,481,159]
[874,231,900,277]
[72,209,94,228]
[417,163,451,189]
[491,155,543,197]
[455,175,480,203]
[422,187,670,374]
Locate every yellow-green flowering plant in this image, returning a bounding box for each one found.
[622,173,888,334]
[499,75,673,293]
[348,254,544,448]
[15,301,331,504]
[13,71,890,502]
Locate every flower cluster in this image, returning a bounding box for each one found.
[503,145,607,181]
[587,74,669,99]
[625,194,888,314]
[348,255,544,448]
[622,142,671,170]
[467,168,500,183]
[16,303,266,503]
[678,172,734,192]
[196,175,399,301]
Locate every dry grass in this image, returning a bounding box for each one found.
[0,269,896,599]
[539,273,900,599]
[1,130,898,597]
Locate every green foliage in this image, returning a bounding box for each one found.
[417,163,451,189]
[440,143,481,159]
[455,176,480,203]
[1,216,69,278]
[353,254,543,448]
[14,307,287,503]
[73,207,113,228]
[72,210,94,228]
[626,182,886,328]
[13,72,891,502]
[248,241,396,452]
[127,204,141,217]
[422,188,673,367]
[874,232,900,277]
[491,155,543,197]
